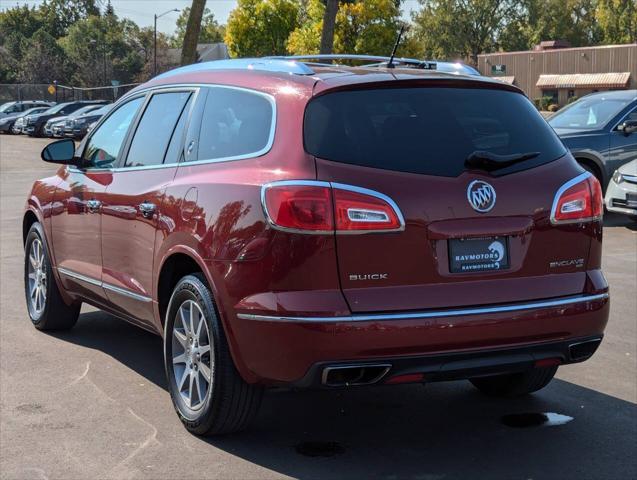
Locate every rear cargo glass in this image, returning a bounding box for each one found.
[304,87,566,177]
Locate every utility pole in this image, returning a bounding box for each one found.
[154,9,179,76]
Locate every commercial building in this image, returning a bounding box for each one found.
[478,42,637,106]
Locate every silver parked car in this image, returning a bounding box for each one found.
[605,160,637,219]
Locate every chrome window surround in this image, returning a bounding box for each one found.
[58,267,152,303]
[260,180,406,235]
[237,293,609,323]
[69,83,276,173]
[550,171,603,225]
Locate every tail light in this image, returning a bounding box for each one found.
[550,172,603,224]
[262,181,404,234]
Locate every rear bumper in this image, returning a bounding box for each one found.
[232,293,610,385]
[295,335,603,388]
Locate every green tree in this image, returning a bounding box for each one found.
[172,7,225,48]
[500,0,601,51]
[410,0,518,65]
[60,14,143,86]
[288,0,402,56]
[39,0,100,38]
[596,0,637,43]
[16,28,71,83]
[225,0,301,57]
[0,5,45,44]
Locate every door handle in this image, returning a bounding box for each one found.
[139,202,156,218]
[86,199,101,213]
[186,140,195,156]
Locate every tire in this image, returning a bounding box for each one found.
[164,273,263,435]
[469,366,558,397]
[24,222,80,330]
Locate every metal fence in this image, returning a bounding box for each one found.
[0,83,140,105]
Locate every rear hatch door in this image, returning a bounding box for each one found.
[306,80,593,312]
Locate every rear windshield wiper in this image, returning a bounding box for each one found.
[465,151,540,171]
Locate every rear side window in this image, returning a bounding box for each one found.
[195,87,273,161]
[125,91,192,168]
[304,87,566,177]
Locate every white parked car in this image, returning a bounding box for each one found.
[605,159,637,219]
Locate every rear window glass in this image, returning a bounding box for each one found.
[304,87,566,177]
[196,87,273,161]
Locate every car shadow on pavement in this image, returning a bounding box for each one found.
[49,310,168,391]
[51,309,636,480]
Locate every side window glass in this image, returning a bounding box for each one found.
[82,97,143,169]
[195,87,273,161]
[125,91,192,168]
[626,107,637,122]
[164,96,193,164]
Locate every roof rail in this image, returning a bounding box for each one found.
[155,58,315,79]
[268,54,437,70]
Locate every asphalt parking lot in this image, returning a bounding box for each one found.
[0,135,635,480]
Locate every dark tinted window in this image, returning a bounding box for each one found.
[304,87,566,177]
[83,97,143,168]
[125,91,192,168]
[164,95,193,163]
[196,87,273,161]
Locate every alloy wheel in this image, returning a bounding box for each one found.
[27,238,47,315]
[171,300,213,410]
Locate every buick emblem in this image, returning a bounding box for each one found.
[467,180,496,212]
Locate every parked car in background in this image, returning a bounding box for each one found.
[64,104,112,139]
[43,116,68,137]
[0,106,49,134]
[24,56,609,436]
[25,100,109,137]
[0,100,54,119]
[605,160,637,219]
[45,105,106,138]
[549,90,637,189]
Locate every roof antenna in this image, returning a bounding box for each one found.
[387,25,405,69]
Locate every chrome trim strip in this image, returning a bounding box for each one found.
[550,171,602,225]
[57,268,152,303]
[102,283,152,303]
[237,293,609,323]
[57,267,101,287]
[260,180,406,235]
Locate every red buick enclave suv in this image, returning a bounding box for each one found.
[23,56,609,435]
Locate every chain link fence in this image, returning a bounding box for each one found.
[0,83,140,105]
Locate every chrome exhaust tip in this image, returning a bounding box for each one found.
[321,364,391,387]
[569,338,602,361]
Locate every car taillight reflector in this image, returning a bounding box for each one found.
[551,173,603,224]
[262,181,404,234]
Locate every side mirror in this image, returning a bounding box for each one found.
[41,139,78,165]
[619,120,637,135]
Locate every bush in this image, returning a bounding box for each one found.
[548,104,560,112]
[567,95,579,104]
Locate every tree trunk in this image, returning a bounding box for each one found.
[320,0,339,55]
[181,0,206,66]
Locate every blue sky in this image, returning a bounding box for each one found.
[1,0,422,35]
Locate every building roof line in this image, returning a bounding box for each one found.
[478,42,637,57]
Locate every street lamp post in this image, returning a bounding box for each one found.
[154,9,179,76]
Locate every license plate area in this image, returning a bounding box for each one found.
[448,236,510,273]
